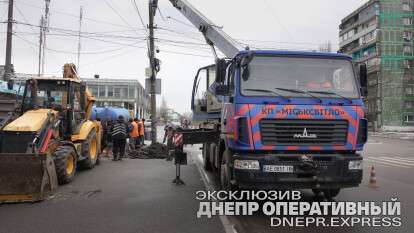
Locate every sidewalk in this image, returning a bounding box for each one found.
[0,153,225,233]
[369,131,414,140]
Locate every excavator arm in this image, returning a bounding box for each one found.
[84,88,95,121]
[62,63,95,121]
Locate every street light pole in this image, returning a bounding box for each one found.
[3,0,14,89]
[148,0,158,144]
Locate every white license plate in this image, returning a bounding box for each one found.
[263,165,294,173]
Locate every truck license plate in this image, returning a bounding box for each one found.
[263,165,294,173]
[263,165,293,173]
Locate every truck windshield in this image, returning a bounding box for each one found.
[241,56,359,99]
[23,81,67,110]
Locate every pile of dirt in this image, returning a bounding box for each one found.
[128,143,169,159]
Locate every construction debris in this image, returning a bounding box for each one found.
[128,143,168,159]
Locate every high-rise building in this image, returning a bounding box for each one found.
[339,0,414,131]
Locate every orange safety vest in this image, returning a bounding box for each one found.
[138,121,144,136]
[130,121,139,138]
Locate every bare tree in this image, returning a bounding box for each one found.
[158,97,169,124]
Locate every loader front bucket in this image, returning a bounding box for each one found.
[0,153,58,203]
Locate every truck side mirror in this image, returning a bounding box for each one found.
[359,64,368,97]
[215,84,229,96]
[215,59,227,83]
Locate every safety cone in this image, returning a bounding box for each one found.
[367,166,379,188]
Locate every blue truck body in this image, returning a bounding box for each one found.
[186,50,369,194]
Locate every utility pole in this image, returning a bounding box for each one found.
[148,0,158,144]
[41,0,51,76]
[38,16,44,76]
[77,6,83,73]
[3,0,14,89]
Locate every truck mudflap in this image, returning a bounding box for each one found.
[0,153,58,203]
[232,154,363,190]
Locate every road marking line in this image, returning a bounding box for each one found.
[393,156,414,161]
[372,157,414,167]
[366,142,383,145]
[365,159,411,168]
[204,174,210,184]
[194,152,237,233]
[197,153,211,184]
[365,158,411,168]
[379,157,414,165]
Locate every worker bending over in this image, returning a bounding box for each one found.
[163,124,176,161]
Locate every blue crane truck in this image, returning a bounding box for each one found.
[169,0,368,198]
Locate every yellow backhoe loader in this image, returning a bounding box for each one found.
[0,63,102,203]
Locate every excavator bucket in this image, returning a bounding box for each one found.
[0,153,58,203]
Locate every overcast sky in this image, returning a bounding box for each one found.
[0,0,368,113]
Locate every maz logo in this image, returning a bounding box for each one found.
[293,128,317,139]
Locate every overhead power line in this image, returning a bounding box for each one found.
[261,0,294,41]
[165,15,194,28]
[12,32,212,58]
[157,26,204,42]
[157,6,167,22]
[131,0,150,59]
[14,33,38,53]
[14,0,146,30]
[14,4,35,33]
[14,32,145,55]
[6,21,147,39]
[13,30,147,41]
[9,27,211,55]
[3,21,339,51]
[15,30,212,55]
[132,0,148,35]
[103,0,143,35]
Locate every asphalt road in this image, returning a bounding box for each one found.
[0,157,226,233]
[0,140,225,233]
[191,136,414,233]
[0,132,413,233]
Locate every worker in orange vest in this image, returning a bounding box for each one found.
[137,119,145,146]
[140,118,146,145]
[128,118,139,150]
[135,118,143,146]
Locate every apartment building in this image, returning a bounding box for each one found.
[339,0,414,131]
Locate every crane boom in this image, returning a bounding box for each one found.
[169,0,242,58]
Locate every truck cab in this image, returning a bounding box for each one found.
[193,50,368,198]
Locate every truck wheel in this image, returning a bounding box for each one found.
[80,129,98,169]
[220,150,234,191]
[210,143,219,173]
[323,189,340,199]
[54,145,77,185]
[202,143,212,171]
